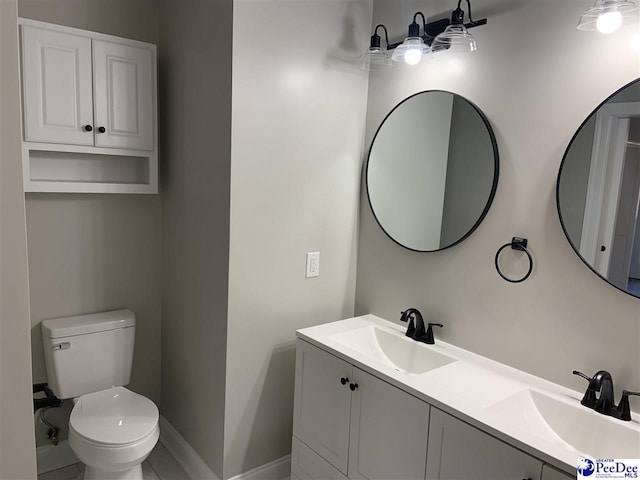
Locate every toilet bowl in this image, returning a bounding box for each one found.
[41,310,159,480]
[68,387,159,480]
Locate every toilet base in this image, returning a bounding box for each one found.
[78,463,143,480]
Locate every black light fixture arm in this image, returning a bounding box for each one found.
[452,0,466,24]
[459,0,487,28]
[412,11,428,35]
[370,24,390,49]
[387,11,428,50]
[449,0,487,28]
[386,4,487,51]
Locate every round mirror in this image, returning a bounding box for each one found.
[557,79,640,298]
[366,90,499,252]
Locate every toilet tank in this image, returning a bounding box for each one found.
[41,310,136,399]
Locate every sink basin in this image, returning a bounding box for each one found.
[485,389,640,458]
[329,326,456,375]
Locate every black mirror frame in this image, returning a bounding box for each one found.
[365,90,500,253]
[556,78,640,299]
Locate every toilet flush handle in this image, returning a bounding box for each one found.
[52,342,70,350]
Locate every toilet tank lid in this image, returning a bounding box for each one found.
[42,309,135,339]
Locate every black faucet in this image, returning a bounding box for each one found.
[573,370,614,413]
[400,308,425,340]
[573,370,639,421]
[400,309,443,344]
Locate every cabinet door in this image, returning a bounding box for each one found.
[92,40,155,150]
[21,25,94,146]
[426,408,542,480]
[293,341,352,475]
[541,465,574,480]
[349,368,430,480]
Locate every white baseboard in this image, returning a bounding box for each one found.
[36,440,79,475]
[228,455,291,480]
[159,415,219,480]
[159,416,290,480]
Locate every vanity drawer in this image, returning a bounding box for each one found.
[291,436,349,480]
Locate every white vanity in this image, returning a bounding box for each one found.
[291,315,640,480]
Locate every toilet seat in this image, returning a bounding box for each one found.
[70,386,159,446]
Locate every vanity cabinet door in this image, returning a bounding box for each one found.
[541,465,574,480]
[348,367,430,480]
[426,408,543,480]
[293,340,353,475]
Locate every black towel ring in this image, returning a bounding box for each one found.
[495,237,533,283]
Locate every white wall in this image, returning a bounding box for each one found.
[0,0,37,477]
[356,0,640,409]
[226,0,372,477]
[18,0,161,448]
[158,0,233,477]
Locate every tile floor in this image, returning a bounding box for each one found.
[37,442,189,480]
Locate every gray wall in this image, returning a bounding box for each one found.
[17,0,158,42]
[225,0,371,478]
[356,0,640,410]
[0,0,38,477]
[19,0,161,447]
[158,0,233,477]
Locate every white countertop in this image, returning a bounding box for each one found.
[296,314,640,474]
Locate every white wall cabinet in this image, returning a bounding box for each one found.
[293,339,576,480]
[19,19,157,193]
[293,340,430,480]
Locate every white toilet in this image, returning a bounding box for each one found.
[42,309,159,480]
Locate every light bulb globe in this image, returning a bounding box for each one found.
[577,0,638,32]
[596,10,623,33]
[404,49,423,65]
[391,36,430,64]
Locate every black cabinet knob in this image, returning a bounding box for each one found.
[340,377,349,385]
[84,125,93,132]
[349,383,358,391]
[600,245,606,252]
[97,126,106,133]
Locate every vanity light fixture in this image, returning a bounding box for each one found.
[432,0,486,53]
[358,24,392,71]
[577,0,638,34]
[360,2,487,71]
[391,12,431,65]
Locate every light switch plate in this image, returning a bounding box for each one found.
[306,252,320,278]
